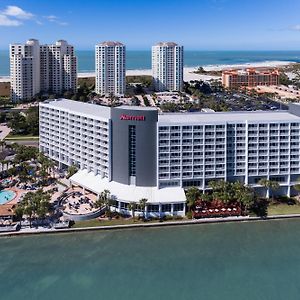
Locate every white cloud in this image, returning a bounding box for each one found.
[44,15,57,21]
[290,24,300,31]
[44,15,68,26]
[0,14,22,26]
[2,5,34,20]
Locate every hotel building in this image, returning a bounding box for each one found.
[95,41,126,96]
[152,42,184,92]
[10,39,77,102]
[40,99,300,216]
[222,68,280,89]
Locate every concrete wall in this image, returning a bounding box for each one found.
[111,107,158,186]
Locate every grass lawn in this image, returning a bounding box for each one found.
[5,134,39,140]
[72,217,181,228]
[268,203,300,215]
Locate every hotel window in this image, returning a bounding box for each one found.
[129,125,136,176]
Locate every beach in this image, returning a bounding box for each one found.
[78,60,295,82]
[1,60,296,83]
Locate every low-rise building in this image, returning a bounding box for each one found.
[222,68,279,89]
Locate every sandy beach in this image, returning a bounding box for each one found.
[1,60,295,83]
[78,60,296,82]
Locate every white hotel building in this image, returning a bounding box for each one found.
[95,41,126,96]
[40,99,300,216]
[152,42,184,92]
[10,39,77,102]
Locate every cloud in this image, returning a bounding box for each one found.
[0,14,22,26]
[2,5,34,20]
[290,25,300,31]
[0,5,34,27]
[44,15,68,26]
[44,15,57,21]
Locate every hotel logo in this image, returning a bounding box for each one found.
[120,114,145,121]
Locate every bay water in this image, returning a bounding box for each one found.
[1,219,300,300]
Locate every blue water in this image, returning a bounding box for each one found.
[0,190,15,204]
[1,50,300,75]
[1,219,300,300]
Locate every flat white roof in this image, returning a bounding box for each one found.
[158,110,300,124]
[40,99,300,125]
[70,169,186,204]
[40,99,111,119]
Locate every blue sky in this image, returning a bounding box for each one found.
[0,0,300,50]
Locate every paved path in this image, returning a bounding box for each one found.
[0,125,11,140]
[2,213,300,237]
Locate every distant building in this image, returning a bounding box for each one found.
[10,39,41,102]
[222,68,279,89]
[40,40,77,95]
[95,41,126,96]
[152,42,183,92]
[10,39,77,102]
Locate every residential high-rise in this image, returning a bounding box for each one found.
[10,39,77,102]
[10,39,41,102]
[95,41,126,96]
[40,40,77,95]
[152,42,183,92]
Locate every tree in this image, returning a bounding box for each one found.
[139,198,148,219]
[259,179,279,201]
[269,181,280,201]
[66,165,78,179]
[259,178,270,198]
[294,182,300,200]
[14,206,24,225]
[185,187,200,212]
[128,202,136,219]
[18,190,51,227]
[96,190,113,215]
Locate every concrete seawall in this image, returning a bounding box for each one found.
[2,213,300,238]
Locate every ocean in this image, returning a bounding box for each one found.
[1,50,300,76]
[1,219,300,300]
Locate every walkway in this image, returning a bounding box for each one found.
[2,213,300,237]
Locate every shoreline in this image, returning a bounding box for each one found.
[0,60,296,82]
[2,213,300,238]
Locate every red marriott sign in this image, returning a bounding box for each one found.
[120,114,145,121]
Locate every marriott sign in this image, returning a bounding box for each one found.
[120,114,146,121]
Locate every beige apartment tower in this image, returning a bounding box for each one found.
[152,42,184,92]
[10,39,77,102]
[95,41,126,96]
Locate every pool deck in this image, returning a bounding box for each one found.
[2,187,25,205]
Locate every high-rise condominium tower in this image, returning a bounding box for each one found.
[152,42,183,92]
[10,39,41,102]
[95,41,126,96]
[10,39,77,102]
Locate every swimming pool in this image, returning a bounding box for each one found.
[0,190,16,205]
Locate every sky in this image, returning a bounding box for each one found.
[0,0,300,50]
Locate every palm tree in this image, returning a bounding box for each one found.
[128,202,136,219]
[14,206,24,225]
[259,179,279,201]
[185,186,200,212]
[294,180,300,201]
[259,178,270,198]
[269,180,280,202]
[139,198,148,219]
[96,189,112,214]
